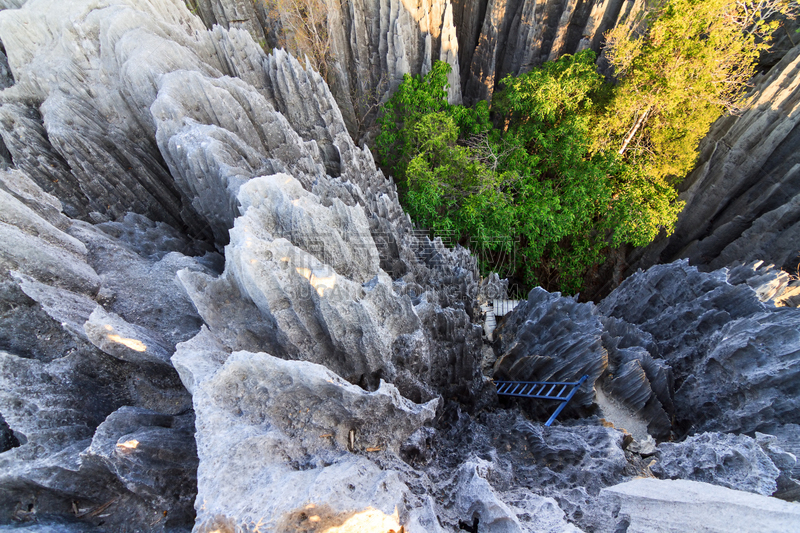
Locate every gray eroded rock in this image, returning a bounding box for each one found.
[672,307,800,435]
[598,260,800,436]
[14,274,98,342]
[0,169,70,230]
[0,0,217,236]
[84,306,174,367]
[460,0,647,104]
[185,349,440,532]
[440,459,581,533]
[0,524,101,532]
[598,316,673,439]
[68,220,214,347]
[0,413,18,454]
[182,173,454,398]
[0,0,25,10]
[81,406,197,526]
[187,0,266,47]
[0,278,87,364]
[192,0,462,135]
[0,54,210,526]
[757,428,800,501]
[430,407,627,531]
[0,186,99,295]
[492,287,605,410]
[724,260,800,308]
[0,105,85,220]
[600,478,800,533]
[492,284,673,437]
[496,258,800,439]
[0,192,206,528]
[176,169,483,402]
[3,0,799,530]
[763,425,800,479]
[651,432,780,496]
[0,343,192,530]
[152,68,325,244]
[727,260,793,303]
[198,0,650,122]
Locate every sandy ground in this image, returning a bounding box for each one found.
[594,386,651,442]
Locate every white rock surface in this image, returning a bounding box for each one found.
[84,306,174,367]
[184,349,441,532]
[601,478,800,533]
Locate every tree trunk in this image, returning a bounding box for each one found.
[619,105,652,156]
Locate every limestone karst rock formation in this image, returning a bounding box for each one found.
[186,0,649,129]
[0,0,483,530]
[183,0,800,311]
[597,260,800,438]
[491,259,800,451]
[187,0,463,135]
[650,432,782,497]
[0,0,799,532]
[458,0,648,104]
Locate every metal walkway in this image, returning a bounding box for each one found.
[480,299,521,341]
[494,375,589,426]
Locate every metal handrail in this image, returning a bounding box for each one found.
[494,375,589,426]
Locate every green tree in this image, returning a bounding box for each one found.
[493,50,683,292]
[375,62,453,180]
[493,51,615,291]
[597,0,798,182]
[401,111,518,267]
[376,51,686,294]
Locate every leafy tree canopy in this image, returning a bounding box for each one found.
[375,0,793,294]
[597,0,797,182]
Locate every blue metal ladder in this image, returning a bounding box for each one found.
[493,375,589,426]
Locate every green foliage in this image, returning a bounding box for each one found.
[375,62,452,180]
[376,51,688,294]
[399,110,517,263]
[598,0,793,183]
[493,51,616,292]
[490,51,683,292]
[377,0,793,294]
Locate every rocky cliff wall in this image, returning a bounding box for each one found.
[188,0,462,136]
[185,0,650,130]
[183,1,800,291]
[460,0,647,104]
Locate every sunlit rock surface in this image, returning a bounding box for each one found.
[189,0,652,128]
[0,1,798,531]
[188,0,462,134]
[600,478,800,533]
[186,350,441,532]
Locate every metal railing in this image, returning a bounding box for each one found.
[494,375,589,426]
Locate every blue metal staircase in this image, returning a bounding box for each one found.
[493,375,589,426]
